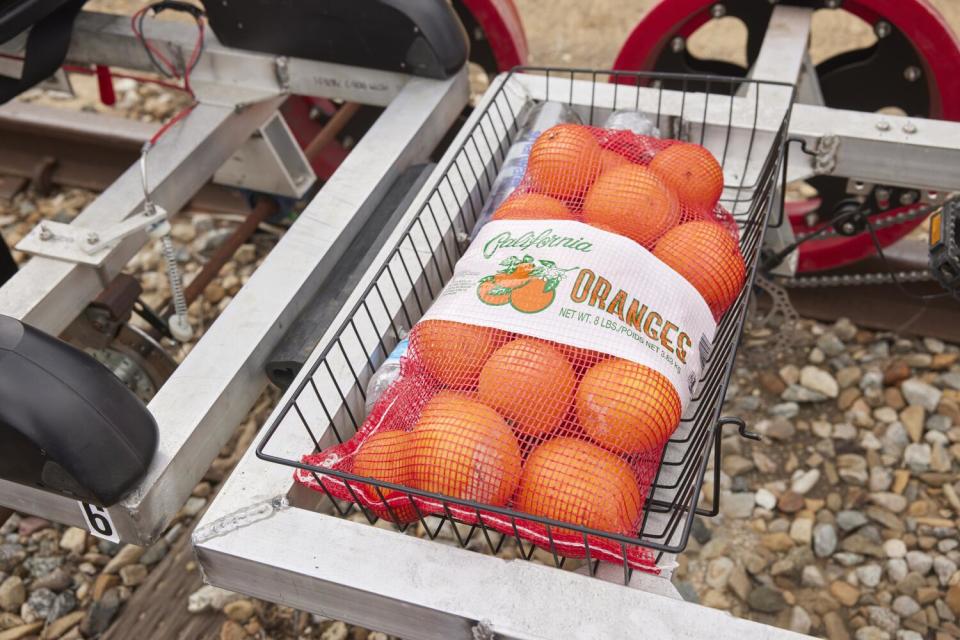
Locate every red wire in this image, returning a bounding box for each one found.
[148,102,197,146]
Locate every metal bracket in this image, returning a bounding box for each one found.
[813,134,840,175]
[214,112,316,198]
[16,208,166,267]
[699,417,761,518]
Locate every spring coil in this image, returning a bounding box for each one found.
[160,233,189,322]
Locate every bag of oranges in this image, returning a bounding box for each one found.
[297,118,747,572]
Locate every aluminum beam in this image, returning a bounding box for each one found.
[55,12,409,107]
[0,97,283,334]
[0,72,468,543]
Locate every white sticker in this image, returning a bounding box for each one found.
[78,501,119,543]
[421,219,717,407]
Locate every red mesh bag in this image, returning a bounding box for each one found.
[297,121,747,573]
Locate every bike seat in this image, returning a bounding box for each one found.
[201,0,469,79]
[0,315,158,506]
[0,0,74,43]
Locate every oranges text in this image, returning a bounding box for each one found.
[492,193,574,222]
[576,358,681,454]
[411,392,521,505]
[653,221,745,317]
[477,338,575,438]
[526,125,603,199]
[649,143,724,213]
[516,437,642,535]
[582,164,679,248]
[411,320,501,389]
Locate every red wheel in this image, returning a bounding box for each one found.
[613,0,960,272]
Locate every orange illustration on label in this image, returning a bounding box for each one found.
[477,254,576,314]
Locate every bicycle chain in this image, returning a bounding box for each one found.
[794,201,936,242]
[783,201,942,288]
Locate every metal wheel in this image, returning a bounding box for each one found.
[613,0,960,272]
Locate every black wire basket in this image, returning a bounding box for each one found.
[257,67,796,583]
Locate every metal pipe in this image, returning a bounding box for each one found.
[182,197,277,306]
[303,102,360,159]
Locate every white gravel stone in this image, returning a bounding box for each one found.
[789,606,812,635]
[754,488,777,511]
[886,558,908,583]
[790,469,820,495]
[187,585,242,613]
[901,378,942,411]
[723,492,755,519]
[933,556,958,585]
[903,443,932,471]
[705,557,735,590]
[883,539,907,559]
[800,366,839,398]
[892,595,920,617]
[905,551,933,575]
[801,565,826,587]
[856,564,882,588]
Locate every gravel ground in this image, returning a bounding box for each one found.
[2,3,960,640]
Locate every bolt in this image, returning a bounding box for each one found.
[875,187,891,206]
[841,221,856,234]
[804,212,819,227]
[853,181,866,192]
[874,21,891,38]
[38,224,52,241]
[903,121,918,134]
[876,120,891,132]
[904,66,921,82]
[928,191,940,201]
[825,0,840,8]
[86,232,100,245]
[900,191,917,205]
[671,37,685,53]
[711,3,726,18]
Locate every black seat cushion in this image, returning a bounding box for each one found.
[202,0,469,79]
[0,0,75,43]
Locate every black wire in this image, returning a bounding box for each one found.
[135,3,205,80]
[863,214,954,302]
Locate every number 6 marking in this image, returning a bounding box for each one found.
[78,502,119,543]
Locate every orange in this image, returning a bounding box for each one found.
[582,164,680,248]
[477,337,576,438]
[411,320,501,389]
[353,429,417,519]
[492,193,575,222]
[516,437,642,535]
[526,125,603,199]
[576,358,681,454]
[494,262,536,289]
[411,392,522,505]
[477,280,511,306]
[649,143,724,213]
[510,278,555,314]
[653,221,745,317]
[599,149,630,173]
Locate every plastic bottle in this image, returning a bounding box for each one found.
[472,101,581,236]
[604,109,661,138]
[364,338,408,414]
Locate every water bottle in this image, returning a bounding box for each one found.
[472,101,580,236]
[604,109,661,138]
[365,338,409,415]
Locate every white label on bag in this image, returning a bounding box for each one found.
[421,220,717,407]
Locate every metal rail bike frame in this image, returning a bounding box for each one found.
[0,11,469,544]
[191,6,960,639]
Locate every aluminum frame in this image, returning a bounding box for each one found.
[0,11,468,544]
